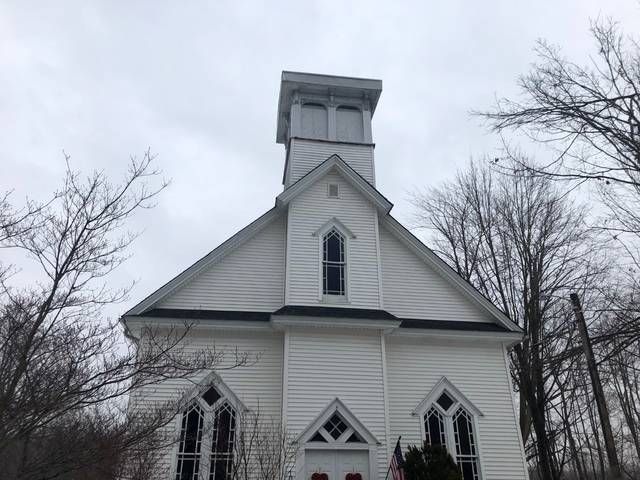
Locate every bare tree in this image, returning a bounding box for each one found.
[0,152,247,480]
[478,19,640,264]
[411,158,608,480]
[231,406,298,480]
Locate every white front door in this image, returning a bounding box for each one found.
[305,449,369,480]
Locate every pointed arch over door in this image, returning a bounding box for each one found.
[297,398,378,446]
[297,399,379,480]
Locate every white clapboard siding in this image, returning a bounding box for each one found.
[130,329,284,478]
[286,138,375,186]
[159,214,286,311]
[286,329,388,478]
[385,336,527,480]
[379,223,489,322]
[286,171,381,308]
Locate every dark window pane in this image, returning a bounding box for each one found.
[322,229,346,296]
[209,404,236,480]
[325,264,343,294]
[436,391,454,411]
[181,406,203,453]
[427,416,442,446]
[210,458,232,480]
[324,231,343,262]
[202,386,221,406]
[212,405,236,453]
[454,409,475,455]
[346,432,364,443]
[176,404,204,480]
[310,432,327,442]
[459,460,479,480]
[425,407,446,447]
[323,414,348,439]
[175,457,200,480]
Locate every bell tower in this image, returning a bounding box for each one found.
[276,71,383,187]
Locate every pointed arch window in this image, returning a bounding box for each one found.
[414,379,483,480]
[322,228,346,296]
[424,406,446,447]
[175,385,239,480]
[453,408,480,480]
[175,404,205,480]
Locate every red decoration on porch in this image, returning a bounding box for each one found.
[345,473,362,480]
[311,473,329,480]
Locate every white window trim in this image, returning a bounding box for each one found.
[413,377,483,480]
[327,182,340,198]
[170,374,246,480]
[314,219,353,303]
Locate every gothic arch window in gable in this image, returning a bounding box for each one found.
[174,382,241,480]
[322,228,346,297]
[414,378,483,480]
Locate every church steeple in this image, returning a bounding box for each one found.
[276,71,382,187]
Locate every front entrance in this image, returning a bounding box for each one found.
[296,399,379,480]
[305,449,369,480]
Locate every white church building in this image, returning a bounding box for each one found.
[123,72,529,480]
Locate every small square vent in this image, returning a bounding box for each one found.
[328,183,339,198]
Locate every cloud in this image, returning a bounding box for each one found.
[1,0,639,316]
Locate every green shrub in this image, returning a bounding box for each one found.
[403,443,461,480]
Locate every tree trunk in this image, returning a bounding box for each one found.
[570,294,622,480]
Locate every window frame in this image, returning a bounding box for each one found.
[414,378,484,480]
[172,378,244,480]
[317,224,350,302]
[327,182,340,198]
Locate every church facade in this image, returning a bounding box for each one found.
[123,72,529,480]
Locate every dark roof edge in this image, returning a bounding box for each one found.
[130,307,509,333]
[273,305,397,320]
[399,318,509,332]
[134,308,272,322]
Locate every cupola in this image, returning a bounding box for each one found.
[276,71,383,187]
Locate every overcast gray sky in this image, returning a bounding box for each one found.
[2,1,640,318]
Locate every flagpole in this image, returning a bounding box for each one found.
[384,436,402,480]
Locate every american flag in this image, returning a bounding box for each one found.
[388,437,405,480]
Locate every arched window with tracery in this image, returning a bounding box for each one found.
[322,228,346,296]
[209,402,236,480]
[175,385,238,480]
[416,380,482,480]
[424,406,446,447]
[453,407,480,480]
[175,403,205,480]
